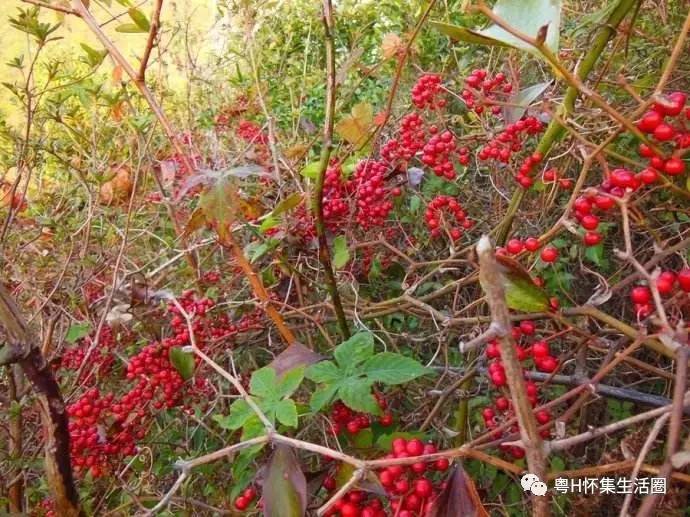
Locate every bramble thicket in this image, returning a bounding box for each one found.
[1,0,690,516]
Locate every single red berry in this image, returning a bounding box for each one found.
[340,502,360,517]
[535,410,551,424]
[583,231,602,246]
[506,238,524,254]
[580,214,600,230]
[524,237,541,252]
[406,438,424,456]
[234,496,249,511]
[537,356,558,373]
[532,340,550,358]
[677,269,690,292]
[653,123,675,141]
[664,157,685,175]
[638,111,663,132]
[519,320,536,335]
[630,286,651,304]
[434,458,450,471]
[414,478,434,498]
[540,246,558,263]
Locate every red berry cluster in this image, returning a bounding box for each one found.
[461,69,512,115]
[500,236,559,263]
[233,486,258,511]
[424,195,471,240]
[329,394,393,435]
[237,119,268,145]
[637,92,688,178]
[484,322,556,458]
[421,130,458,179]
[411,74,446,110]
[630,268,690,318]
[381,113,427,166]
[323,161,352,229]
[572,191,616,247]
[61,326,118,382]
[322,438,450,517]
[352,159,401,228]
[542,167,574,190]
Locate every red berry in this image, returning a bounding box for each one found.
[340,502,360,517]
[524,237,541,252]
[664,157,685,175]
[506,238,524,254]
[234,496,249,510]
[653,123,675,141]
[519,320,536,335]
[414,479,434,498]
[406,439,424,456]
[434,458,450,471]
[630,286,651,304]
[638,111,663,132]
[540,246,558,263]
[535,410,551,424]
[583,231,602,246]
[677,269,690,292]
[537,356,558,373]
[580,214,600,230]
[495,396,510,411]
[532,340,550,358]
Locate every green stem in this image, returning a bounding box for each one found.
[496,0,640,245]
[314,0,351,340]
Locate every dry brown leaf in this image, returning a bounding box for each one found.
[381,33,404,59]
[99,166,133,205]
[335,102,373,147]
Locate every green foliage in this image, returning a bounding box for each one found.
[306,331,429,414]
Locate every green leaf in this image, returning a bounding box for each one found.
[169,347,195,380]
[334,331,375,367]
[276,366,305,398]
[305,361,342,383]
[65,322,91,343]
[431,0,562,57]
[214,400,253,430]
[259,215,279,233]
[309,384,340,413]
[339,379,380,415]
[300,161,320,179]
[128,8,150,31]
[263,445,307,517]
[272,192,303,216]
[504,272,550,313]
[115,23,148,33]
[79,44,108,67]
[361,352,429,385]
[274,399,298,427]
[505,81,552,124]
[250,367,278,398]
[332,235,350,269]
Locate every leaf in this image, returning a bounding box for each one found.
[274,399,298,427]
[381,33,403,59]
[332,235,350,269]
[305,361,343,384]
[115,22,148,33]
[335,102,373,147]
[272,192,303,217]
[431,0,562,57]
[334,331,374,367]
[183,207,207,237]
[275,366,305,398]
[169,347,195,380]
[504,81,552,124]
[269,343,324,377]
[250,367,278,398]
[309,384,340,413]
[199,180,240,240]
[428,465,489,517]
[504,271,550,313]
[79,43,107,67]
[300,161,320,179]
[361,352,429,385]
[339,379,380,415]
[65,322,91,343]
[263,445,307,517]
[215,400,253,430]
[128,8,150,31]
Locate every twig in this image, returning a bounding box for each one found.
[476,236,549,517]
[138,0,164,81]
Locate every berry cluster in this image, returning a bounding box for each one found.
[323,161,352,229]
[461,69,512,115]
[411,74,446,110]
[321,438,450,517]
[237,119,268,145]
[381,113,427,166]
[329,394,393,435]
[233,486,258,511]
[572,191,616,247]
[424,195,471,240]
[483,322,556,458]
[630,268,690,317]
[421,130,458,179]
[61,326,118,382]
[352,159,401,229]
[500,236,559,263]
[637,92,689,178]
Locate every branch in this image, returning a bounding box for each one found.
[475,236,550,517]
[312,0,350,340]
[138,0,164,81]
[21,0,81,16]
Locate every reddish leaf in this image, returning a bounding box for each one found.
[263,445,307,517]
[428,465,489,517]
[269,343,323,377]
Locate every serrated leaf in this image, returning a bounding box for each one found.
[115,22,148,33]
[332,235,350,269]
[339,379,380,415]
[334,331,374,367]
[305,361,342,383]
[128,8,150,31]
[275,366,304,398]
[263,445,307,517]
[214,400,253,430]
[274,399,298,427]
[361,352,429,385]
[250,367,278,398]
[65,322,91,343]
[169,347,195,380]
[309,384,340,413]
[335,102,373,147]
